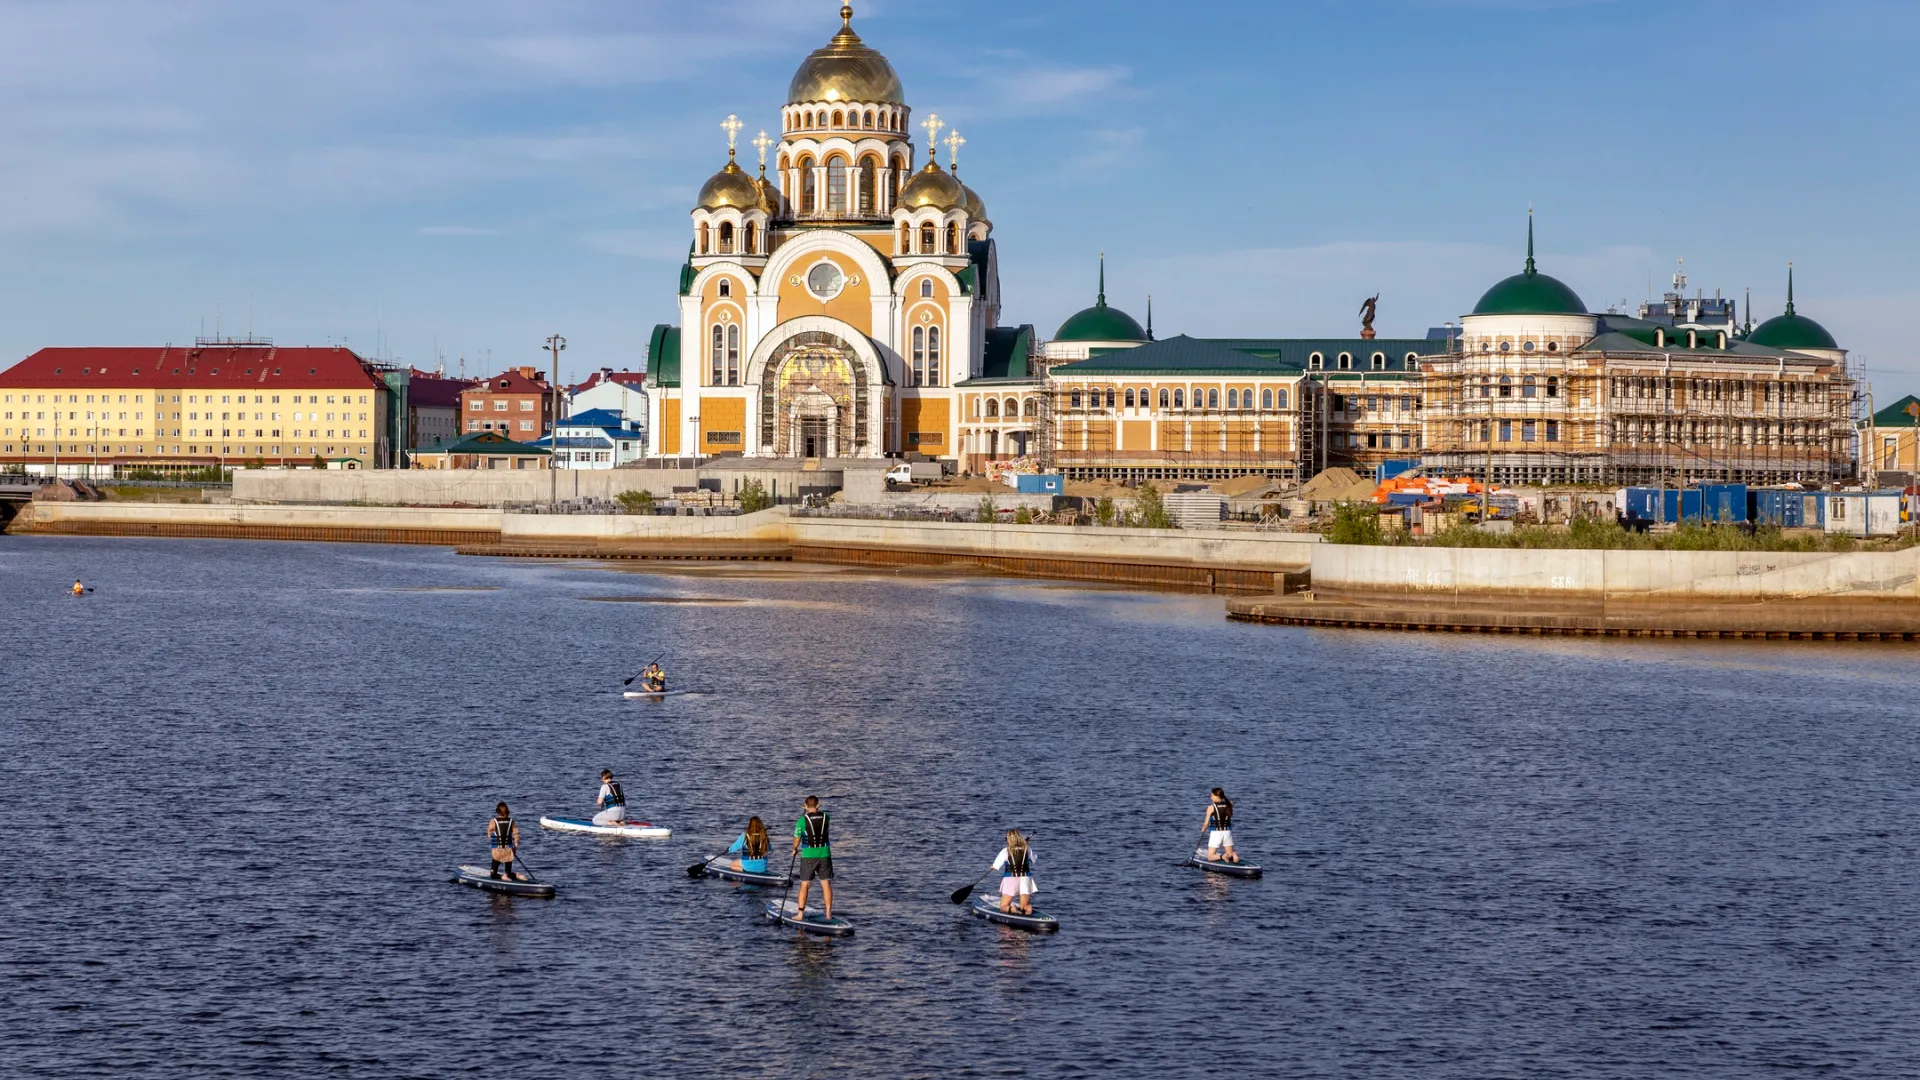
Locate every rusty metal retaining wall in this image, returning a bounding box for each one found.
[20,517,498,547]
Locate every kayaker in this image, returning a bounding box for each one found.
[1202,787,1239,864]
[71,580,84,596]
[488,802,525,881]
[790,796,833,920]
[728,816,772,874]
[592,769,627,826]
[641,662,667,693]
[990,829,1038,916]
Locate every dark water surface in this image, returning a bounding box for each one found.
[4,536,1918,1078]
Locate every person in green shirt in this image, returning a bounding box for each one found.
[791,795,833,920]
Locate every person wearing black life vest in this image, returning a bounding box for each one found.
[487,803,526,881]
[991,829,1038,915]
[791,796,833,920]
[1202,787,1239,864]
[593,769,627,826]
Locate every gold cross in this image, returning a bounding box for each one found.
[945,129,966,170]
[752,130,773,169]
[921,113,943,163]
[721,114,743,153]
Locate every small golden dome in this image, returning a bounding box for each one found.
[697,155,760,211]
[753,171,784,217]
[898,160,965,212]
[788,5,903,105]
[958,174,988,223]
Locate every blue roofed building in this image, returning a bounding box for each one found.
[530,408,646,470]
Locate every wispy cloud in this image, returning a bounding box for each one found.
[418,226,499,236]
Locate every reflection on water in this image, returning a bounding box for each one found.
[4,535,1919,1077]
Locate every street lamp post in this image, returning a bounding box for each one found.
[546,334,566,508]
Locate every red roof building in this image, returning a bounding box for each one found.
[404,368,476,453]
[461,366,555,442]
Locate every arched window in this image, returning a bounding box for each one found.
[1208,388,1220,410]
[1546,376,1559,398]
[1478,376,1491,399]
[1005,397,1019,418]
[827,158,848,211]
[1261,388,1274,410]
[920,224,936,253]
[927,327,941,385]
[1159,388,1170,409]
[1125,388,1136,409]
[743,222,757,254]
[1068,391,1081,410]
[717,279,731,298]
[1023,398,1037,418]
[1521,375,1536,398]
[1277,389,1289,409]
[972,398,981,419]
[1498,376,1513,398]
[710,325,724,385]
[1173,388,1185,409]
[718,221,734,254]
[800,158,817,212]
[857,158,877,214]
[920,278,933,298]
[726,324,740,385]
[832,110,844,128]
[1308,352,1323,370]
[893,156,908,195]
[1227,389,1239,410]
[986,398,999,418]
[1105,388,1116,409]
[863,110,874,129]
[899,224,911,254]
[697,222,709,254]
[1371,352,1386,370]
[911,326,925,386]
[1338,352,1353,370]
[946,223,960,253]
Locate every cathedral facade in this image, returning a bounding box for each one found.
[644,5,1023,463]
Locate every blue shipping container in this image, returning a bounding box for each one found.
[1013,474,1062,494]
[1624,487,1705,522]
[1698,484,1749,523]
[1749,489,1824,529]
[1376,459,1421,483]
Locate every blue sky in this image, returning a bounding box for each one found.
[1,0,1915,395]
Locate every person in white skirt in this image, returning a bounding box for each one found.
[1202,787,1239,864]
[593,769,628,826]
[991,829,1037,915]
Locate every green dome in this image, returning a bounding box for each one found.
[1749,312,1837,351]
[1472,269,1586,316]
[1054,256,1147,343]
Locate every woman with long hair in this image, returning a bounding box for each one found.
[991,829,1037,915]
[1202,787,1239,864]
[487,802,523,881]
[728,816,771,874]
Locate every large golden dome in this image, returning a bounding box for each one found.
[898,160,966,212]
[697,156,760,211]
[788,5,903,105]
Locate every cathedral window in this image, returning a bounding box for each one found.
[1159,388,1170,410]
[832,110,844,128]
[1261,388,1274,410]
[893,156,908,195]
[927,327,940,385]
[911,327,925,386]
[946,223,959,254]
[710,325,724,385]
[986,398,999,418]
[800,159,818,212]
[1125,388,1136,409]
[899,224,911,254]
[718,279,731,298]
[863,110,874,129]
[726,325,741,386]
[718,221,734,254]
[697,222,709,255]
[920,278,933,298]
[827,158,848,211]
[920,224,936,253]
[743,222,757,254]
[858,158,877,213]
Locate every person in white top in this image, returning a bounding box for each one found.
[990,829,1037,915]
[593,769,627,826]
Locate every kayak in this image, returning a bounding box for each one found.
[623,688,688,699]
[540,816,671,839]
[969,895,1059,932]
[764,898,855,937]
[453,864,557,897]
[702,858,792,887]
[1187,848,1263,878]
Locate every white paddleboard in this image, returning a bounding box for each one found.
[539,815,672,838]
[623,688,689,699]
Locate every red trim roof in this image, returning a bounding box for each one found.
[569,370,647,394]
[0,346,384,390]
[469,369,552,395]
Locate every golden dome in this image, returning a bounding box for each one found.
[753,171,784,217]
[788,5,903,105]
[958,174,988,223]
[697,155,760,211]
[898,160,966,212]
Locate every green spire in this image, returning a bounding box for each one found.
[1146,294,1154,341]
[1097,253,1107,307]
[1785,262,1796,317]
[1525,207,1536,275]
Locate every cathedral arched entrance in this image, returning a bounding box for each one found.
[747,320,889,459]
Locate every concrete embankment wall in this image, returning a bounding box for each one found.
[231,468,853,506]
[11,501,505,545]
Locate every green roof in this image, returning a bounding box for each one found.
[677,245,697,296]
[1747,264,1837,351]
[1049,335,1301,377]
[1868,394,1920,428]
[1206,338,1443,371]
[1472,215,1586,316]
[1577,330,1798,359]
[1054,256,1148,343]
[647,325,681,388]
[979,325,1035,380]
[424,431,550,456]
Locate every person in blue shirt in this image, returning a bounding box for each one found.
[727,816,771,873]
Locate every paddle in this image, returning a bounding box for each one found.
[771,844,802,923]
[686,851,726,878]
[948,868,993,905]
[622,652,667,687]
[509,848,542,884]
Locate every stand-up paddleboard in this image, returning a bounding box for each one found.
[764,898,854,937]
[540,816,671,839]
[623,688,689,699]
[1187,848,1263,878]
[453,864,557,897]
[968,895,1059,932]
[702,858,792,887]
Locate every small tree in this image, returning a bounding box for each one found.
[310,454,328,470]
[1324,500,1384,545]
[738,478,774,513]
[1013,506,1033,525]
[1134,481,1174,529]
[977,493,998,523]
[616,489,656,514]
[245,458,266,470]
[1094,496,1118,527]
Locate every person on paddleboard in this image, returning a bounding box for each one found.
[1202,787,1239,864]
[991,829,1038,915]
[641,662,667,693]
[728,816,771,874]
[71,580,85,596]
[593,770,627,826]
[791,796,833,920]
[488,803,526,881]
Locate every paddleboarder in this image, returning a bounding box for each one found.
[71,579,85,596]
[593,769,627,826]
[727,816,772,874]
[790,796,833,920]
[640,661,667,693]
[1202,787,1239,864]
[488,802,527,881]
[990,830,1039,915]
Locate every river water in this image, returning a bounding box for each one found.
[3,536,1917,1078]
